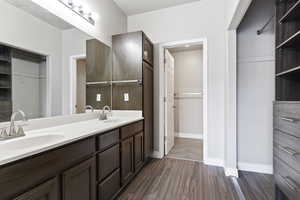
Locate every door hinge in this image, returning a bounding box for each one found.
[164,58,166,64]
[164,97,167,102]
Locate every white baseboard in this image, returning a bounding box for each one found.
[225,168,239,177]
[175,132,203,140]
[204,158,224,167]
[150,151,164,159]
[238,162,273,174]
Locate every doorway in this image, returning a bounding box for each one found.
[75,59,87,113]
[162,41,206,162]
[70,54,87,114]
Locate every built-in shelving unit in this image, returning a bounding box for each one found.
[279,0,300,23]
[276,0,300,101]
[0,45,12,122]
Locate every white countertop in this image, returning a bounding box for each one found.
[0,115,143,166]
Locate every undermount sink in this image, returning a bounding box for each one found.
[0,134,65,152]
[102,118,121,123]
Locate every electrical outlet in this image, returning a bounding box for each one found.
[96,94,101,102]
[124,93,129,102]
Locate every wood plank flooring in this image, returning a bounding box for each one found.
[117,158,274,200]
[238,171,274,200]
[166,138,203,162]
[118,158,239,200]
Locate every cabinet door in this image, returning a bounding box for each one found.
[86,39,112,82]
[13,177,59,200]
[121,137,134,185]
[143,62,154,161]
[62,158,96,200]
[134,132,144,171]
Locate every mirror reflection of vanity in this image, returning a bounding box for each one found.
[0,2,114,122]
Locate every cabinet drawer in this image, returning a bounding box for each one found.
[121,121,143,139]
[274,157,300,200]
[274,102,300,138]
[274,130,300,173]
[97,129,119,151]
[98,169,120,200]
[97,144,120,181]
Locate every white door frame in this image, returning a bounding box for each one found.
[69,54,86,114]
[158,38,208,162]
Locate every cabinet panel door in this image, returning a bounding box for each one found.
[86,39,112,82]
[62,158,96,200]
[143,62,154,161]
[121,137,134,185]
[134,132,144,171]
[112,32,143,81]
[13,177,59,200]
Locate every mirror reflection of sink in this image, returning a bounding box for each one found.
[0,134,65,152]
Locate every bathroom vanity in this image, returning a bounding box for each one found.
[0,116,144,200]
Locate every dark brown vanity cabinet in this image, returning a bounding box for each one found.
[112,31,154,162]
[0,121,145,200]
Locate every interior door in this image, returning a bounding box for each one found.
[164,49,175,155]
[76,59,86,113]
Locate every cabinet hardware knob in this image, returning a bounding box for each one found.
[280,116,299,123]
[278,145,300,156]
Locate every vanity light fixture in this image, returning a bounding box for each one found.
[58,0,95,25]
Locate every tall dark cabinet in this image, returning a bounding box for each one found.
[112,31,154,162]
[274,1,300,199]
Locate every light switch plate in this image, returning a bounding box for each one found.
[124,93,129,102]
[96,94,101,102]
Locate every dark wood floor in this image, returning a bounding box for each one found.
[117,158,274,200]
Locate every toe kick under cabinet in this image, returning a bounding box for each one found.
[0,120,145,200]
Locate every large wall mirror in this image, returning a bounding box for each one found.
[0,0,112,122]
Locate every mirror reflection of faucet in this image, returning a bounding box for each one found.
[99,105,111,120]
[85,105,94,113]
[0,110,28,140]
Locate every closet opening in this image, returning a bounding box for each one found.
[163,42,205,162]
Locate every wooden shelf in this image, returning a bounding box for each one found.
[0,56,10,63]
[276,30,300,49]
[0,86,11,89]
[280,0,300,23]
[277,66,300,78]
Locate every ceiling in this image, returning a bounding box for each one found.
[5,0,73,30]
[113,0,200,16]
[168,44,203,53]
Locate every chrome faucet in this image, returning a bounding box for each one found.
[0,110,28,140]
[99,105,111,120]
[85,105,94,112]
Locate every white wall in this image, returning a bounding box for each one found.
[0,0,62,116]
[30,0,127,46]
[237,0,275,174]
[128,0,226,163]
[172,49,203,139]
[62,29,92,115]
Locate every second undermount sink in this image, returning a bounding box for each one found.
[101,118,121,123]
[0,134,65,152]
